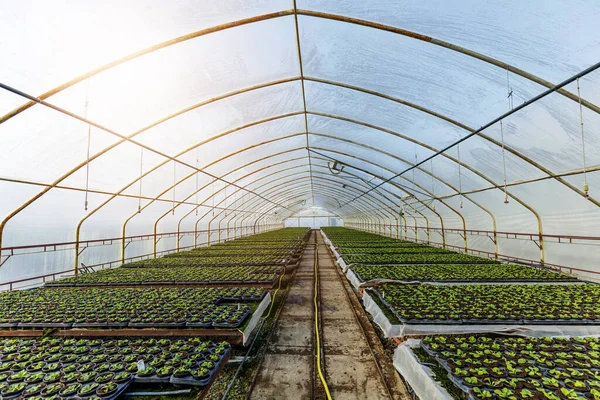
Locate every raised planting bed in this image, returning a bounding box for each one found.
[353,264,576,283]
[338,246,452,254]
[337,243,424,248]
[0,336,230,397]
[123,255,289,268]
[47,266,282,287]
[343,253,498,265]
[372,284,600,324]
[178,246,300,256]
[0,287,266,329]
[420,334,600,400]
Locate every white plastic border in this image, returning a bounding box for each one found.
[394,339,454,400]
[346,268,362,290]
[242,292,272,346]
[362,291,401,338]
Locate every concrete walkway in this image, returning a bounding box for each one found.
[249,231,409,399]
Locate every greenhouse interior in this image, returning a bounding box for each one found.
[1,1,600,399]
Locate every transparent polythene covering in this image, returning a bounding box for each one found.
[1,0,600,284]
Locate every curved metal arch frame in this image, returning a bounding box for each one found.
[305,78,600,209]
[306,112,544,261]
[67,101,534,268]
[228,172,400,222]
[204,172,398,231]
[222,170,408,241]
[2,82,582,261]
[232,180,394,230]
[222,160,433,240]
[131,132,451,251]
[248,179,385,234]
[308,132,498,252]
[148,142,431,246]
[234,175,416,238]
[309,149,459,247]
[198,160,427,240]
[236,181,411,238]
[123,154,308,261]
[152,149,409,252]
[229,184,389,239]
[1,7,598,253]
[211,171,402,227]
[235,187,377,236]
[3,8,598,124]
[232,174,417,237]
[64,103,542,247]
[207,162,429,245]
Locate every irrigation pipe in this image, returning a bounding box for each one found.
[313,242,333,400]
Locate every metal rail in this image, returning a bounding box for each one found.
[0,224,281,290]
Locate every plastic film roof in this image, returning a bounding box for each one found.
[2,0,600,278]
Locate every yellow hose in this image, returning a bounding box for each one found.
[313,242,333,400]
[264,268,285,319]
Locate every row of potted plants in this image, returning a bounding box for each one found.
[343,252,499,265]
[0,287,264,328]
[48,265,282,286]
[353,264,574,283]
[373,284,600,324]
[124,254,290,268]
[0,337,230,398]
[338,246,452,254]
[421,335,600,399]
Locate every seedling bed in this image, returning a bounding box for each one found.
[353,264,577,283]
[338,246,452,254]
[0,336,231,399]
[123,256,289,268]
[342,253,499,265]
[0,287,266,330]
[421,335,600,400]
[372,284,600,325]
[48,265,283,287]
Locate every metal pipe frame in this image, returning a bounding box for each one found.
[123,150,309,261]
[6,7,598,267]
[226,167,425,237]
[0,11,596,216]
[196,172,387,248]
[235,183,391,231]
[209,164,425,234]
[230,181,388,237]
[204,166,420,244]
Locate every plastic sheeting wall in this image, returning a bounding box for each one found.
[1,0,600,285]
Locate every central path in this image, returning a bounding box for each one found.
[249,230,409,399]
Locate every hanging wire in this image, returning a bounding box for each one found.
[234,189,237,219]
[171,161,176,215]
[83,80,92,211]
[413,145,417,185]
[138,148,143,213]
[577,78,589,198]
[430,159,436,211]
[507,68,514,110]
[224,185,228,217]
[500,120,509,204]
[457,145,463,208]
[195,148,199,216]
[212,181,215,216]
